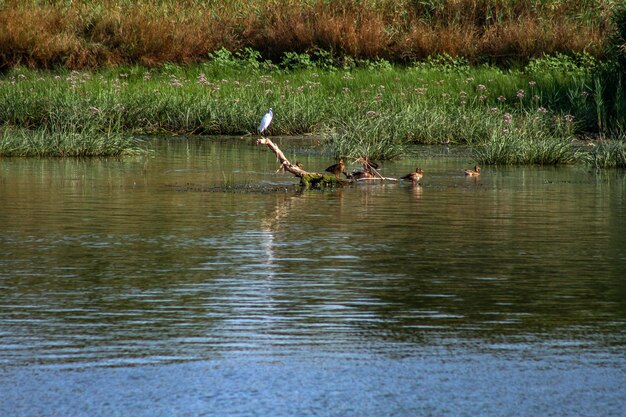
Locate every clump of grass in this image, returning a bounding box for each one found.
[323,113,407,161]
[0,126,141,157]
[474,110,580,165]
[584,140,626,168]
[476,133,579,165]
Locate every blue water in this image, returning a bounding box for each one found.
[1,138,625,416]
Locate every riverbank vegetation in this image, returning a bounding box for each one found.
[0,50,623,163]
[0,0,612,70]
[0,1,624,165]
[0,125,139,157]
[0,54,603,161]
[0,46,621,164]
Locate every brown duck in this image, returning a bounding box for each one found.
[347,169,374,180]
[325,159,346,178]
[464,165,481,176]
[401,168,424,183]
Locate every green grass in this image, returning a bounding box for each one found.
[584,140,626,168]
[0,58,598,135]
[475,133,580,166]
[0,127,140,157]
[0,51,623,164]
[473,109,581,165]
[0,125,141,157]
[324,114,408,161]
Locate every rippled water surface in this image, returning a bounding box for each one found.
[1,137,625,416]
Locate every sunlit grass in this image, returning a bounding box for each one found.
[324,114,407,161]
[0,126,142,157]
[0,0,610,69]
[474,109,581,165]
[0,53,622,164]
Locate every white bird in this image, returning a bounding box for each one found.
[258,108,273,136]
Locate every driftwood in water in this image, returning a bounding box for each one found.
[256,137,348,188]
[256,138,306,177]
[354,176,398,182]
[255,137,397,188]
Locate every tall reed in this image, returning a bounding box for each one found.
[0,0,611,70]
[594,4,626,135]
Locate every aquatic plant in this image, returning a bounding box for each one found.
[0,125,141,157]
[323,113,407,162]
[584,140,626,168]
[475,134,579,166]
[474,110,580,165]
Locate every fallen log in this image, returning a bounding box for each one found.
[256,138,307,177]
[256,137,349,188]
[255,137,397,188]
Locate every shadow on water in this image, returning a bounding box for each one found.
[1,136,625,416]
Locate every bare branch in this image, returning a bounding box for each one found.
[256,137,308,177]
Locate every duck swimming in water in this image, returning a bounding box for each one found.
[464,165,481,176]
[401,168,424,184]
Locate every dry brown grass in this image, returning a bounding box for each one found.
[0,0,612,69]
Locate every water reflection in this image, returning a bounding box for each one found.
[0,138,625,369]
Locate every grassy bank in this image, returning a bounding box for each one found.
[0,125,141,157]
[2,50,623,164]
[0,0,612,70]
[0,56,591,138]
[1,0,623,164]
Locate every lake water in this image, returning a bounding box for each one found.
[1,137,625,416]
